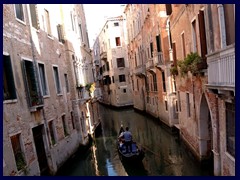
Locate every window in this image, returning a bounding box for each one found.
[117,58,125,68]
[71,112,75,130]
[226,102,235,157]
[192,19,198,53]
[114,22,119,26]
[38,63,48,96]
[178,91,181,112]
[165,4,172,15]
[44,9,51,36]
[22,59,42,106]
[186,93,191,117]
[64,74,69,93]
[119,74,126,82]
[48,120,56,145]
[70,12,74,31]
[137,79,139,91]
[115,37,121,46]
[162,71,166,92]
[53,66,61,94]
[150,42,153,58]
[172,42,177,66]
[62,115,69,136]
[156,35,162,52]
[123,89,126,93]
[112,76,115,83]
[153,73,157,91]
[106,62,110,71]
[29,4,39,29]
[15,4,24,22]
[10,134,26,171]
[181,32,186,58]
[79,24,83,42]
[3,55,17,100]
[57,24,64,43]
[223,4,235,45]
[165,100,168,111]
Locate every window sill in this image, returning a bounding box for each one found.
[3,99,17,104]
[225,151,235,162]
[16,18,26,25]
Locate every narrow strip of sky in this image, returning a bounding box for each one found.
[84,4,125,48]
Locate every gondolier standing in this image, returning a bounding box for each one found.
[121,127,132,153]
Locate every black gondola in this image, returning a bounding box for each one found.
[117,126,145,162]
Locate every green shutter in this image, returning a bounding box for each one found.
[3,55,17,100]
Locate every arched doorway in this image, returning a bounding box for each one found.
[198,94,212,160]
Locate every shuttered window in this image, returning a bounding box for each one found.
[181,33,186,58]
[57,24,64,43]
[3,55,17,100]
[48,121,56,145]
[53,66,61,94]
[226,102,235,157]
[198,10,207,61]
[166,4,172,15]
[150,42,153,58]
[172,42,177,66]
[44,9,51,36]
[156,35,162,52]
[223,4,235,45]
[22,60,42,106]
[29,4,39,29]
[64,74,69,93]
[10,134,26,171]
[162,71,166,92]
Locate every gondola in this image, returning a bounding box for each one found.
[117,127,145,163]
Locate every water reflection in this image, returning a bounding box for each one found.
[56,104,213,176]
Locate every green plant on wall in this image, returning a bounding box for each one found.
[177,52,202,76]
[170,65,178,76]
[16,152,26,171]
[85,83,95,94]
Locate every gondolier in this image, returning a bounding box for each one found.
[120,127,132,153]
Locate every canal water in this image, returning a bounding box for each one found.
[56,104,213,176]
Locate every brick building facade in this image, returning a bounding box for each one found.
[3,4,100,176]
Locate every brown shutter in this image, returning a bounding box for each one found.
[166,4,172,15]
[172,42,177,66]
[198,10,207,62]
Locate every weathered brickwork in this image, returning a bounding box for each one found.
[123,4,235,175]
[3,4,100,176]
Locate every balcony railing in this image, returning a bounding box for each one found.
[134,64,146,76]
[207,44,235,88]
[100,51,107,60]
[146,58,154,70]
[154,52,164,66]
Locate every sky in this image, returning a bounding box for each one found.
[84,4,125,48]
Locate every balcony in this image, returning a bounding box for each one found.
[206,44,235,93]
[100,51,107,61]
[134,64,146,77]
[155,52,164,65]
[146,58,154,71]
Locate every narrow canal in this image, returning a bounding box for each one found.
[56,104,213,176]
